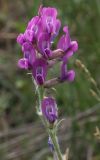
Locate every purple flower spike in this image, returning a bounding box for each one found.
[32,58,48,85]
[60,62,75,82]
[41,97,58,123]
[18,58,29,69]
[17,5,78,86]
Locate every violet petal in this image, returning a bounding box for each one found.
[41,97,58,123]
[38,33,51,56]
[17,33,26,46]
[32,58,48,85]
[18,58,29,69]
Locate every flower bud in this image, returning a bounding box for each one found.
[41,97,58,123]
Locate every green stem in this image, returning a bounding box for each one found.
[32,78,42,112]
[49,129,63,160]
[33,78,63,160]
[39,116,63,160]
[39,112,63,160]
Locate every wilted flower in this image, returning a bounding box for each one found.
[41,97,58,123]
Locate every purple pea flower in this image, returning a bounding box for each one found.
[17,17,42,46]
[32,58,48,85]
[57,26,78,62]
[41,7,58,34]
[18,42,36,69]
[38,33,52,58]
[41,97,58,123]
[26,16,43,43]
[60,62,75,82]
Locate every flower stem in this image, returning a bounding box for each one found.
[49,129,63,160]
[40,116,63,160]
[33,79,63,160]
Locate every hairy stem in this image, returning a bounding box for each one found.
[40,116,63,160]
[33,79,63,160]
[49,129,63,160]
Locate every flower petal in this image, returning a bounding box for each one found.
[18,58,29,69]
[63,50,73,62]
[32,58,48,85]
[66,70,75,82]
[38,33,51,56]
[22,42,36,66]
[70,41,78,52]
[41,97,58,123]
[17,34,26,46]
[60,62,67,80]
[60,62,75,82]
[24,29,34,42]
[57,26,71,51]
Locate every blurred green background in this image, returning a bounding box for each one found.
[0,0,100,160]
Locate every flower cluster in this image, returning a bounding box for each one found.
[17,6,78,124]
[17,5,78,86]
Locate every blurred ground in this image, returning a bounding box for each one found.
[0,0,100,160]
